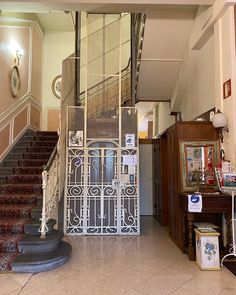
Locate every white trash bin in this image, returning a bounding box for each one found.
[195,228,221,270]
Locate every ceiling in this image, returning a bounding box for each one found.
[36,12,74,31]
[0,1,204,103]
[0,1,214,14]
[137,9,196,102]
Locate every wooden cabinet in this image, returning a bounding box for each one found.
[179,192,231,260]
[155,121,219,250]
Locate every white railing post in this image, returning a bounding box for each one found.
[40,169,48,239]
[40,145,59,238]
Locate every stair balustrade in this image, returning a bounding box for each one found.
[40,142,60,238]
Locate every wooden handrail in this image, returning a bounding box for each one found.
[43,143,58,172]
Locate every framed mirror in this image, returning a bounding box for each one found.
[52,74,62,99]
[180,141,219,191]
[10,65,21,98]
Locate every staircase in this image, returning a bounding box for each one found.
[0,129,71,272]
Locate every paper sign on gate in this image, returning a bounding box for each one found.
[125,134,135,147]
[123,155,137,166]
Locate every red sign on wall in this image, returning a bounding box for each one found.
[223,79,231,99]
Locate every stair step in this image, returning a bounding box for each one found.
[12,147,27,154]
[0,194,38,205]
[29,141,57,147]
[4,160,19,167]
[0,167,12,175]
[16,141,56,148]
[0,183,42,194]
[11,241,72,273]
[19,136,34,142]
[0,234,22,253]
[7,153,23,160]
[0,128,70,273]
[37,196,43,206]
[31,206,42,219]
[21,136,58,143]
[18,159,48,167]
[4,159,47,168]
[12,167,43,175]
[0,176,6,185]
[29,147,55,153]
[24,218,56,236]
[0,252,18,271]
[15,142,31,149]
[18,230,63,253]
[0,218,30,234]
[23,153,51,160]
[0,204,35,218]
[8,152,52,160]
[24,130,57,137]
[14,147,54,154]
[7,174,42,184]
[36,131,57,136]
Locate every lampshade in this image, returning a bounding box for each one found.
[212,112,228,128]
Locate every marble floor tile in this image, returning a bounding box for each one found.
[181,269,234,295]
[7,273,33,286]
[1,216,235,295]
[134,267,194,295]
[171,286,201,295]
[0,274,22,295]
[218,288,236,295]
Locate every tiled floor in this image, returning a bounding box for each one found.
[1,216,235,295]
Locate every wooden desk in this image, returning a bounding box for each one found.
[179,192,231,261]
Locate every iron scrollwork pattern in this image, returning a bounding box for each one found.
[65,144,139,235]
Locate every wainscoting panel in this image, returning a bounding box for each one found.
[30,105,41,130]
[13,107,28,139]
[0,123,10,156]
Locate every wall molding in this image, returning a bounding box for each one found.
[0,18,44,38]
[0,19,43,162]
[0,96,41,162]
[44,107,60,130]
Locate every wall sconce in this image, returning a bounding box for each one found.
[15,49,23,66]
[212,110,229,143]
[8,41,24,66]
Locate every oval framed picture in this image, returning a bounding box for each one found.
[52,74,62,99]
[10,65,21,98]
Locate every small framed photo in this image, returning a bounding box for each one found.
[223,173,236,187]
[68,131,83,147]
[52,74,62,99]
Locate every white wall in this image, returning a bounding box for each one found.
[214,6,236,166]
[177,35,215,120]
[157,102,175,135]
[42,31,74,130]
[139,143,153,215]
[172,2,236,166]
[171,7,215,121]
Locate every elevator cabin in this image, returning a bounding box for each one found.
[63,14,140,235]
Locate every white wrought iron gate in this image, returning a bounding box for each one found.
[63,14,139,235]
[65,134,139,235]
[86,142,119,234]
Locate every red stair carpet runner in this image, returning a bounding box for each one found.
[0,130,58,271]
